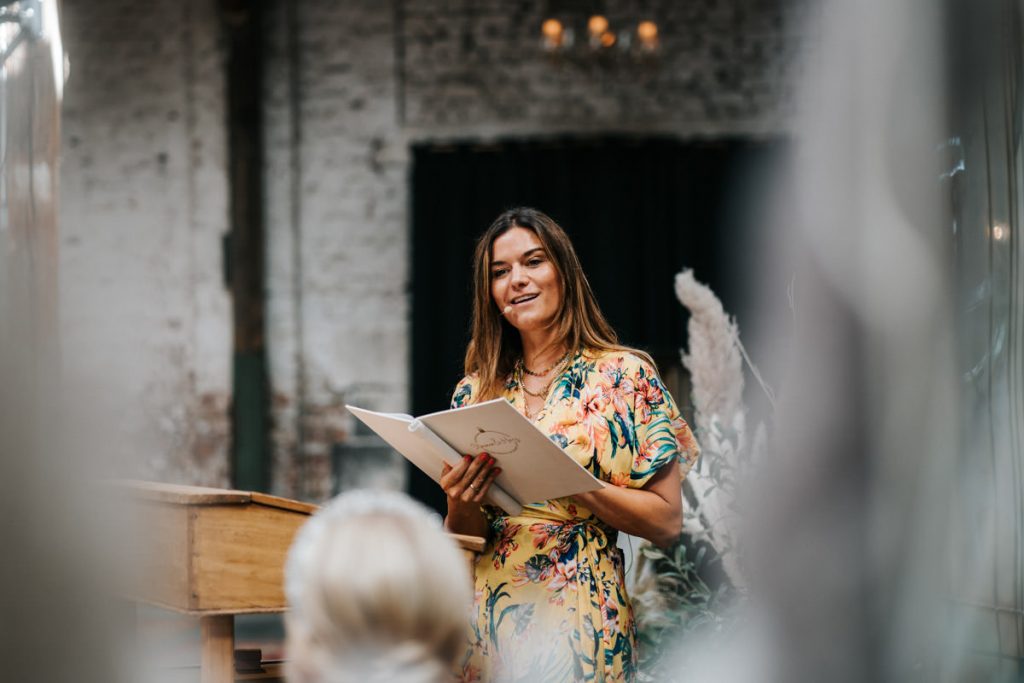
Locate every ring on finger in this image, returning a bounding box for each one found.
[469,484,477,491]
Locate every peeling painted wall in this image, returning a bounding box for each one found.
[59,0,232,486]
[400,0,806,137]
[263,0,410,499]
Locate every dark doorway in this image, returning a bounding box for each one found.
[409,135,786,513]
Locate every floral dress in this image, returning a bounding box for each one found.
[451,349,700,683]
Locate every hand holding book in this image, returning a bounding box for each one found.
[440,453,502,503]
[346,399,605,516]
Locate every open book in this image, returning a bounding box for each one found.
[346,398,605,515]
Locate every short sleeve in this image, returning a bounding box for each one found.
[450,375,476,409]
[628,359,701,488]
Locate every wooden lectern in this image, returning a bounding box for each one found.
[121,481,484,683]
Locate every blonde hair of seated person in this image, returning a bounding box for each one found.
[284,490,472,683]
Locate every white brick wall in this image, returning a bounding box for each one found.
[400,0,805,138]
[60,0,231,485]
[264,0,410,499]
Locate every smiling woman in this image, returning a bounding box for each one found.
[440,208,701,682]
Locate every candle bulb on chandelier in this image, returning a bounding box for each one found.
[637,20,658,52]
[541,18,565,51]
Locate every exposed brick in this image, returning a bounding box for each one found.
[60,0,231,488]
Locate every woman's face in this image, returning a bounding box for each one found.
[490,227,563,334]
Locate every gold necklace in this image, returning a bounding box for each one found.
[521,376,552,398]
[522,370,545,419]
[517,360,560,397]
[518,353,572,417]
[522,350,570,377]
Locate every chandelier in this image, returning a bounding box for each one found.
[539,3,660,62]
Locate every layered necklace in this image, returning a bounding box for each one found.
[515,349,572,419]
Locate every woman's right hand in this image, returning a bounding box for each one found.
[440,452,501,506]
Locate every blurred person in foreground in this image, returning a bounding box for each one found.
[442,207,701,681]
[284,490,471,683]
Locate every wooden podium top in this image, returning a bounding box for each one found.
[118,481,484,615]
[118,480,320,514]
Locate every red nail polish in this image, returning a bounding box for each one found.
[463,454,472,462]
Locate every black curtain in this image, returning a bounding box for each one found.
[409,135,786,512]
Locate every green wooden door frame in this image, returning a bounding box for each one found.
[232,351,268,491]
[222,0,269,492]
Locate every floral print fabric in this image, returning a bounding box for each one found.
[452,349,700,682]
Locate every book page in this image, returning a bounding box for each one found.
[345,407,445,481]
[346,405,523,515]
[420,398,604,505]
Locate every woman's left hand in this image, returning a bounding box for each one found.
[441,452,502,504]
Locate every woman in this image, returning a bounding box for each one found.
[440,207,700,682]
[285,490,472,683]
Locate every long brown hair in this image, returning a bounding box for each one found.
[464,207,654,401]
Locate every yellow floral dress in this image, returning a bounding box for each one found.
[451,349,700,683]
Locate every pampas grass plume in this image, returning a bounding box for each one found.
[674,270,744,436]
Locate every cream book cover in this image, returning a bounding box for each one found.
[346,398,605,516]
